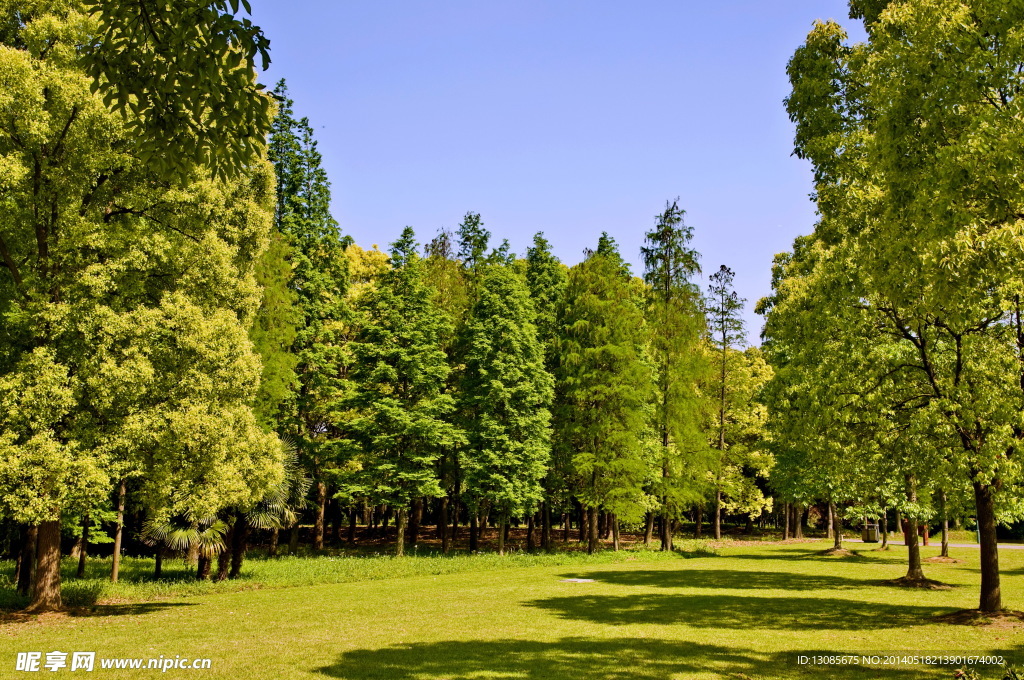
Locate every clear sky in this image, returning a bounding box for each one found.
[250,1,864,339]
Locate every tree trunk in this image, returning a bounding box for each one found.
[498,516,506,556]
[905,514,925,580]
[439,495,450,554]
[526,514,535,552]
[395,507,407,557]
[409,498,423,548]
[612,515,620,551]
[347,508,358,545]
[26,520,61,613]
[587,506,598,554]
[17,525,37,596]
[216,523,232,582]
[196,555,211,580]
[783,502,790,540]
[542,502,552,550]
[745,514,754,534]
[111,478,126,582]
[794,504,804,539]
[469,514,479,552]
[880,508,889,549]
[562,513,569,543]
[288,523,300,554]
[76,515,89,578]
[313,481,327,550]
[229,512,248,579]
[830,502,841,549]
[939,489,949,559]
[695,505,703,538]
[713,488,722,539]
[974,480,1001,612]
[269,528,279,557]
[644,512,654,546]
[826,502,833,540]
[154,549,163,579]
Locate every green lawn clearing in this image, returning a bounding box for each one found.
[2,540,1023,679]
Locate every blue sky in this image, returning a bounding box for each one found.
[251,1,864,339]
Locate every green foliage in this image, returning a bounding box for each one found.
[0,2,283,526]
[461,265,553,520]
[555,245,654,521]
[80,0,274,180]
[641,200,710,518]
[348,228,463,510]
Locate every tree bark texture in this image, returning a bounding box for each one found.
[974,480,1001,612]
[26,520,61,613]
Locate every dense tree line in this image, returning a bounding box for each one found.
[0,2,780,615]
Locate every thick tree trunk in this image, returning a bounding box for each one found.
[744,514,754,534]
[830,502,841,549]
[469,514,479,552]
[75,515,89,578]
[439,495,449,553]
[695,505,703,538]
[826,503,833,540]
[216,524,233,581]
[974,480,1001,612]
[26,520,62,613]
[612,515,620,551]
[587,506,598,554]
[783,502,790,540]
[395,507,407,557]
[939,490,949,559]
[644,512,654,546]
[498,516,506,556]
[196,555,211,581]
[229,512,248,579]
[111,478,126,582]
[794,504,804,539]
[313,481,327,550]
[526,514,535,552]
[154,550,163,579]
[17,525,37,596]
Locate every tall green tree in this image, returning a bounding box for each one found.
[525,233,568,548]
[0,1,283,611]
[784,1,1024,611]
[267,80,350,550]
[641,200,709,549]
[555,239,654,553]
[348,228,462,556]
[461,265,553,555]
[706,265,746,539]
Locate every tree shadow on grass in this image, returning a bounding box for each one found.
[557,568,872,591]
[0,602,194,624]
[525,593,950,630]
[315,637,950,680]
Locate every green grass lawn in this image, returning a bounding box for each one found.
[1,540,1022,679]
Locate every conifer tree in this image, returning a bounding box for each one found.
[641,200,709,549]
[525,233,568,548]
[348,228,462,556]
[267,80,350,549]
[555,239,654,553]
[706,265,746,539]
[461,265,553,554]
